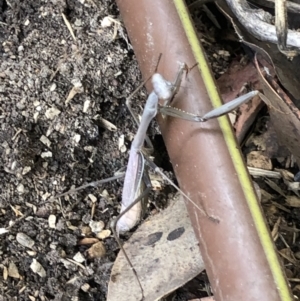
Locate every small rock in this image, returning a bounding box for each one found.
[81,226,92,236]
[73,252,85,263]
[8,262,20,278]
[86,241,106,259]
[0,228,9,235]
[48,215,56,229]
[22,166,31,175]
[66,276,82,290]
[88,194,97,203]
[27,250,37,256]
[96,229,111,240]
[41,151,52,158]
[83,99,91,113]
[17,184,25,195]
[89,220,105,234]
[16,233,35,249]
[71,78,82,88]
[101,16,114,28]
[30,259,46,277]
[81,283,90,292]
[60,234,77,247]
[45,107,60,120]
[40,135,51,148]
[73,134,81,144]
[78,237,99,245]
[118,134,126,153]
[49,83,56,92]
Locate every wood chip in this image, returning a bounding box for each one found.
[61,13,76,41]
[10,204,23,216]
[78,237,99,245]
[271,217,281,240]
[3,266,8,280]
[98,117,117,131]
[248,167,281,179]
[27,250,37,256]
[65,86,82,104]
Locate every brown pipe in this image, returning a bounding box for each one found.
[116,1,293,301]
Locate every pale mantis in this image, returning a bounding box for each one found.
[55,61,261,299]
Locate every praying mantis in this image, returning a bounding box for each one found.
[113,63,260,235]
[55,60,261,299]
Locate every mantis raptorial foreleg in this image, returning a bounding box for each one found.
[160,90,261,122]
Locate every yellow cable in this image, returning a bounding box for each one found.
[172,1,292,300]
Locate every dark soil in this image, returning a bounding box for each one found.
[0,1,147,300]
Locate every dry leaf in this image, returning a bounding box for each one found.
[65,86,83,104]
[265,179,286,197]
[107,194,204,301]
[247,151,272,170]
[286,196,300,208]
